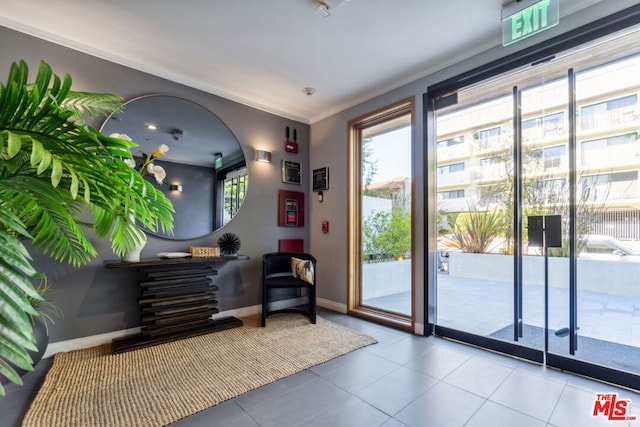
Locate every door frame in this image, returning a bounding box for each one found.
[347,97,415,331]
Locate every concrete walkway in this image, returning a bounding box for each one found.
[362,265,640,375]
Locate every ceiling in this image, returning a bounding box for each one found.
[1,0,607,124]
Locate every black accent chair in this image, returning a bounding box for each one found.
[261,252,317,327]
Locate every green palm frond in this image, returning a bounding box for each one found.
[0,225,41,395]
[2,177,96,266]
[0,59,174,393]
[60,91,124,121]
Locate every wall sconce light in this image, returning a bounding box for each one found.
[254,149,272,163]
[170,184,183,192]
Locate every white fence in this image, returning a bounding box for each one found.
[449,252,640,297]
[362,259,411,299]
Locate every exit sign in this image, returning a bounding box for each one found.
[502,0,559,46]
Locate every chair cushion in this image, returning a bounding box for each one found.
[265,275,313,288]
[291,257,314,285]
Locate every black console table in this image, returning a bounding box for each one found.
[105,256,249,353]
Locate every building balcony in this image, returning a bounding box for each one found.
[522,125,566,143]
[580,180,639,203]
[579,105,640,132]
[474,164,508,182]
[437,198,470,213]
[580,144,640,169]
[437,142,471,162]
[437,170,471,188]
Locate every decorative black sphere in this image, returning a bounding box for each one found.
[218,233,241,255]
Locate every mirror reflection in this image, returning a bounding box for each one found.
[101,95,247,240]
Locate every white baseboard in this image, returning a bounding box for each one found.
[44,299,419,356]
[44,297,321,357]
[43,327,142,359]
[317,298,347,313]
[414,322,425,335]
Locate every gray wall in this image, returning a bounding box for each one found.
[308,0,640,329]
[145,160,216,240]
[0,26,310,342]
[2,0,638,342]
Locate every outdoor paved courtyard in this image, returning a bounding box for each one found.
[363,269,640,375]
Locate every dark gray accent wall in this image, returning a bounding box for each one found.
[146,160,217,240]
[0,26,310,342]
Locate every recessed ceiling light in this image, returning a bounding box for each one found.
[314,0,349,17]
[303,87,316,96]
[315,3,330,18]
[146,124,157,130]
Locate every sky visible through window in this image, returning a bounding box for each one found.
[366,126,411,183]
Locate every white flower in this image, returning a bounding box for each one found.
[109,132,132,141]
[147,163,167,184]
[112,134,170,184]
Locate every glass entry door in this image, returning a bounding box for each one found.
[435,82,519,343]
[432,24,640,387]
[554,40,640,378]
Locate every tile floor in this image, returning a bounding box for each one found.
[2,308,639,426]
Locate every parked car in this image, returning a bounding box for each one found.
[580,235,640,260]
[437,234,462,271]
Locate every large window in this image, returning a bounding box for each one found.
[222,167,247,224]
[428,16,640,391]
[348,98,414,330]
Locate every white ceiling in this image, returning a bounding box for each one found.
[0,0,608,124]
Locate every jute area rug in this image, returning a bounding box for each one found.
[23,313,376,427]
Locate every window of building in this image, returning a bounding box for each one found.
[580,94,638,130]
[437,162,465,174]
[582,133,637,152]
[437,189,465,200]
[530,144,566,169]
[437,136,465,149]
[480,156,502,167]
[522,111,565,138]
[477,126,501,149]
[222,167,247,224]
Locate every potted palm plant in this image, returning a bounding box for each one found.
[0,280,62,385]
[0,60,174,395]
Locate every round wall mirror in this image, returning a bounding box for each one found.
[101,95,247,240]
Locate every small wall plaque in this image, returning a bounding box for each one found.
[313,167,329,192]
[282,160,301,184]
